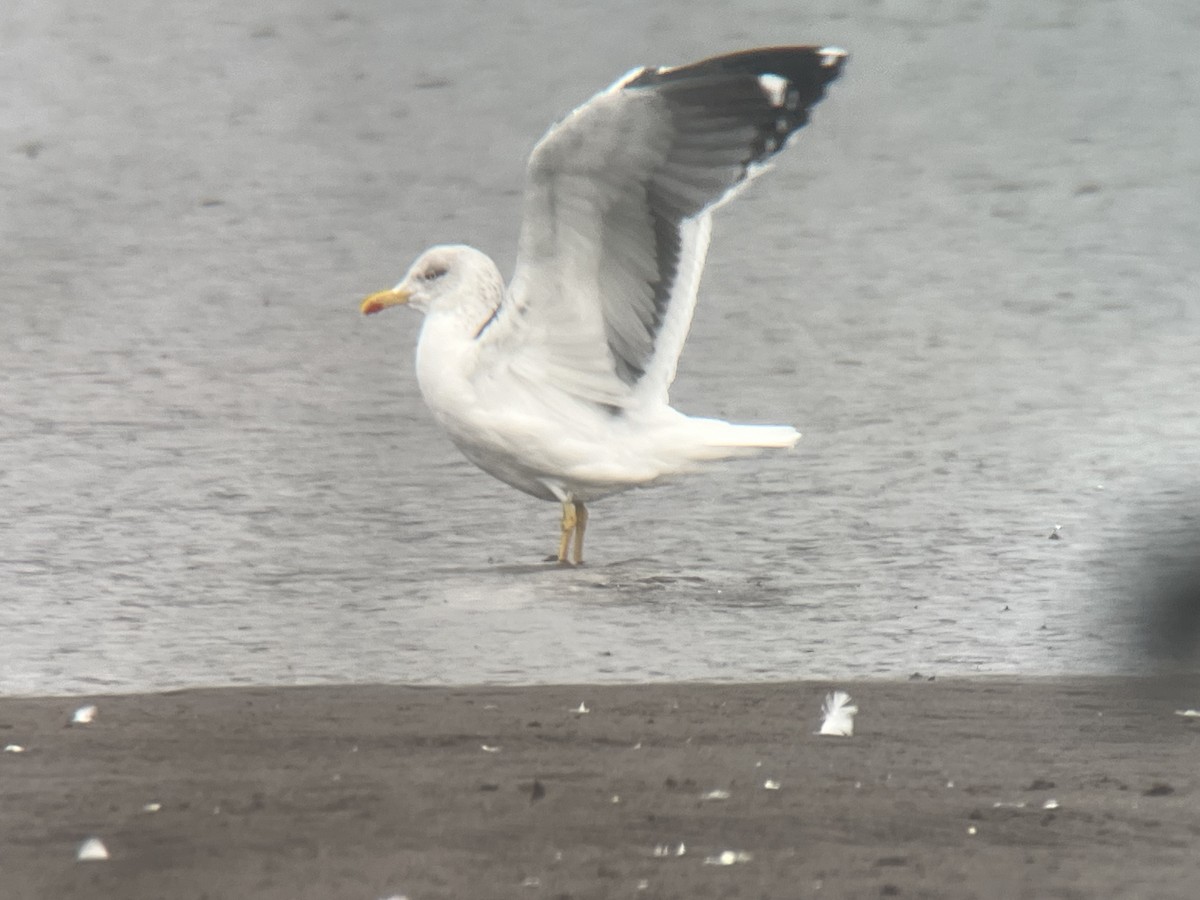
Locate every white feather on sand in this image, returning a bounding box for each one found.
[818,690,858,736]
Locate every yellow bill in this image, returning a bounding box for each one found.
[360,287,411,316]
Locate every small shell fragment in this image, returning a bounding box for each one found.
[701,789,730,801]
[1042,799,1060,810]
[572,702,590,714]
[3,744,25,753]
[71,705,97,725]
[142,802,162,813]
[77,838,109,861]
[763,779,781,790]
[480,744,501,753]
[704,850,752,866]
[1173,709,1200,718]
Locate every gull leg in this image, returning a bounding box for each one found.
[555,500,578,564]
[571,502,588,566]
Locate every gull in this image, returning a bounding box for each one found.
[362,46,847,563]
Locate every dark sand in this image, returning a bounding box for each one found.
[2,678,1198,899]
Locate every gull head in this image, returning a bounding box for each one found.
[361,244,499,317]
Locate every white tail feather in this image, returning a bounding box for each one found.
[715,423,801,449]
[680,417,800,457]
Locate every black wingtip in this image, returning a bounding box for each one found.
[631,45,848,92]
[628,46,847,175]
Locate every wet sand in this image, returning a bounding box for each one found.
[2,677,1198,899]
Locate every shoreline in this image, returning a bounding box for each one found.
[2,676,1197,899]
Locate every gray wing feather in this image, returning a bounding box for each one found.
[487,46,846,409]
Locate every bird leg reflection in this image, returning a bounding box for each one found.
[555,500,588,566]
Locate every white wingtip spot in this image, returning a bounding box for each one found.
[819,46,848,67]
[758,73,787,107]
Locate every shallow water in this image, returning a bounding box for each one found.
[3,0,1200,693]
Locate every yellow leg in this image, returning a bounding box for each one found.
[556,500,577,564]
[572,502,588,565]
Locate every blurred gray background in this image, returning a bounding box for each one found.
[2,0,1198,692]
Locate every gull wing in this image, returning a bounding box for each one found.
[481,46,847,410]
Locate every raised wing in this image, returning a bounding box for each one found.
[484,46,847,410]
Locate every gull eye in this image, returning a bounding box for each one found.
[422,265,448,281]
